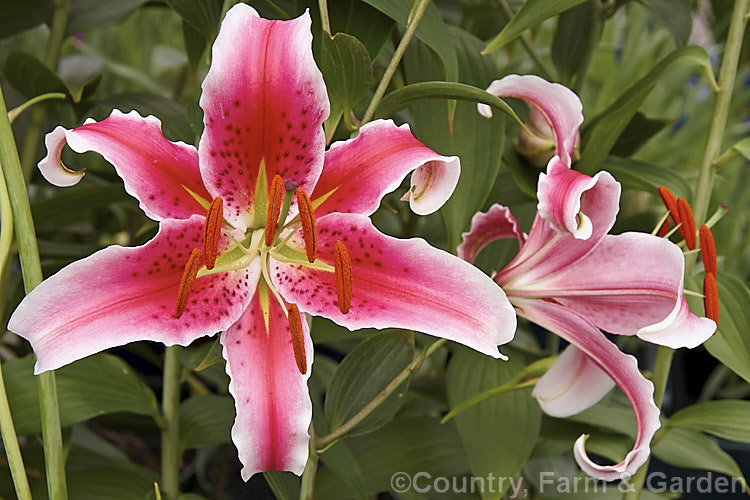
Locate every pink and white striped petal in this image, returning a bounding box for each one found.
[519,232,715,347]
[516,298,660,481]
[39,110,211,220]
[312,120,459,217]
[8,216,259,373]
[533,345,615,417]
[537,159,621,239]
[221,291,313,480]
[457,204,526,264]
[271,213,516,359]
[199,4,328,230]
[478,74,583,164]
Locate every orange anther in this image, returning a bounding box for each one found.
[296,188,317,262]
[287,304,307,374]
[699,225,717,275]
[175,248,203,318]
[333,241,352,314]
[657,218,670,238]
[265,174,284,246]
[658,186,681,225]
[203,197,223,270]
[676,197,697,250]
[703,272,719,329]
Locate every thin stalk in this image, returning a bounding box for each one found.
[497,0,556,81]
[0,84,67,500]
[315,338,445,451]
[160,346,183,500]
[299,429,318,500]
[690,0,749,272]
[19,0,70,182]
[0,158,32,499]
[318,0,331,34]
[361,0,431,124]
[626,5,749,498]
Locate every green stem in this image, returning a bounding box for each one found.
[627,6,749,498]
[360,0,431,124]
[689,0,749,274]
[7,93,67,125]
[497,0,556,81]
[315,338,445,451]
[0,153,32,500]
[299,428,318,500]
[19,0,70,182]
[0,83,68,500]
[317,0,331,34]
[160,346,182,499]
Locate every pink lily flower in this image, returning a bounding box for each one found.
[458,178,716,480]
[479,74,614,241]
[9,5,516,480]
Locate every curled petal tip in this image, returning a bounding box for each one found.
[38,126,85,187]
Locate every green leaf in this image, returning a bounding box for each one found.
[0,0,53,39]
[327,0,393,59]
[3,51,70,101]
[668,400,750,443]
[483,0,589,54]
[404,28,508,250]
[263,471,300,500]
[578,45,717,174]
[653,427,745,480]
[192,337,223,371]
[731,137,750,161]
[639,0,693,46]
[31,184,135,229]
[66,464,159,500]
[324,330,414,438]
[94,92,194,143]
[165,0,222,37]
[600,156,692,198]
[318,441,368,500]
[179,394,234,450]
[446,348,541,499]
[702,274,750,384]
[552,1,600,84]
[374,81,522,126]
[610,112,677,157]
[182,19,207,72]
[66,0,148,35]
[315,417,470,499]
[5,354,158,435]
[361,0,458,81]
[319,32,372,119]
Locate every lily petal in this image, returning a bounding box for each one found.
[457,203,526,264]
[199,4,329,230]
[39,110,211,220]
[498,171,620,289]
[520,232,715,348]
[537,159,621,239]
[533,345,615,417]
[38,126,86,187]
[8,216,259,373]
[221,291,313,480]
[271,213,516,358]
[312,120,460,217]
[516,298,660,481]
[478,74,583,164]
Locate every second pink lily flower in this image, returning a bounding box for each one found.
[472,74,716,480]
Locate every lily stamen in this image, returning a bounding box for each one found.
[699,225,717,274]
[703,272,719,329]
[203,196,224,269]
[333,241,352,314]
[265,174,284,246]
[657,186,681,225]
[657,218,670,238]
[296,188,318,262]
[175,248,203,318]
[287,303,307,375]
[676,197,697,250]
